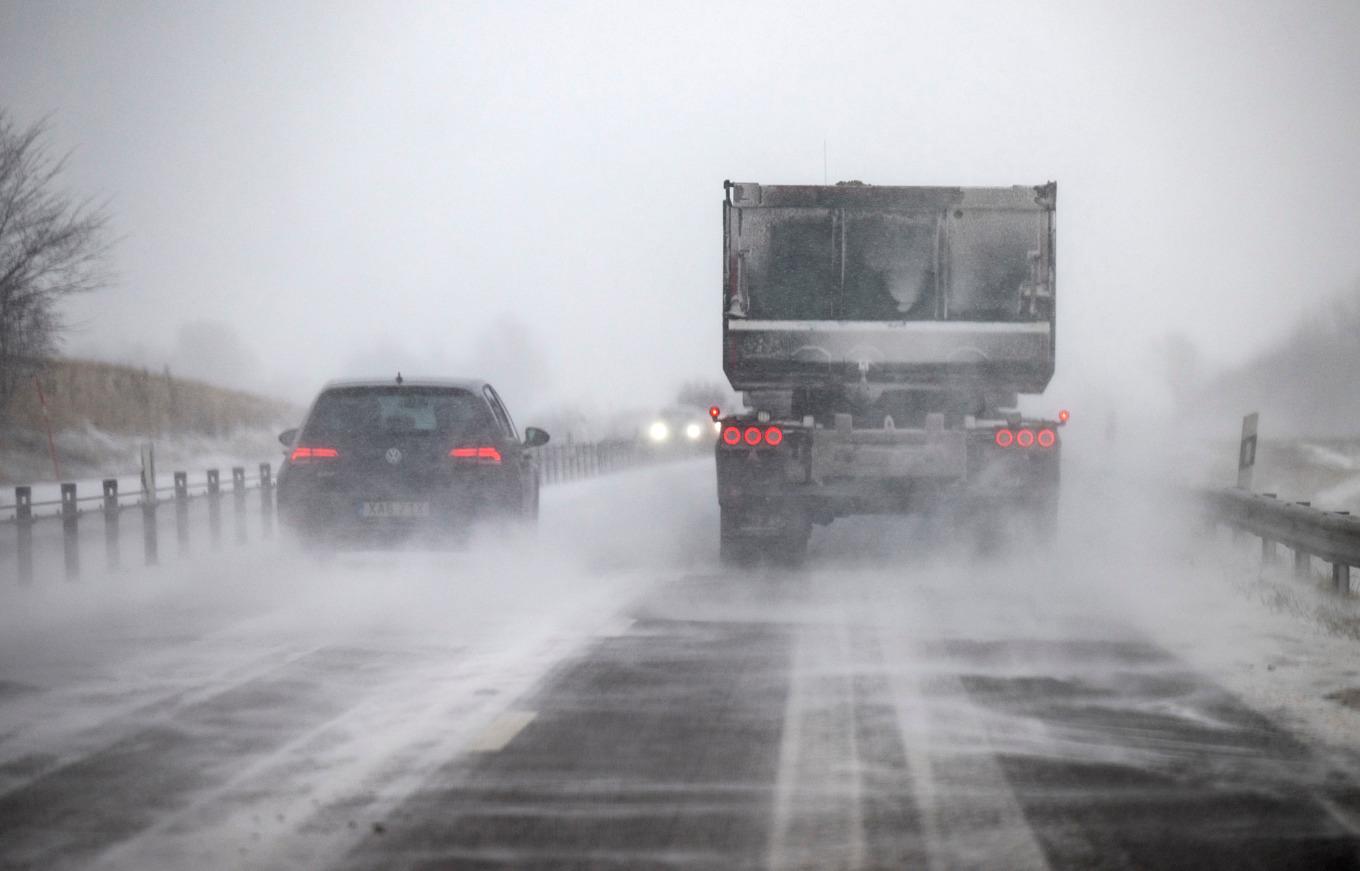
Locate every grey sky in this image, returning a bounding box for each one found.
[2,0,1358,415]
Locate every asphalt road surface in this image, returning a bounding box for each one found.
[3,458,1360,870]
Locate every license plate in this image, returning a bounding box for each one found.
[359,501,430,518]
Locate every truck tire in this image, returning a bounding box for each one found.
[1030,485,1059,543]
[772,509,811,567]
[720,504,810,567]
[719,506,760,566]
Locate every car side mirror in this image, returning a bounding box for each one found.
[278,427,299,448]
[523,427,550,448]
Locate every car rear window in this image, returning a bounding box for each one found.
[302,387,497,442]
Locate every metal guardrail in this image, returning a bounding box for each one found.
[3,438,682,584]
[537,439,649,485]
[1204,486,1358,592]
[4,464,275,584]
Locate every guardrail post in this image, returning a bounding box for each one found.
[15,486,33,584]
[103,479,120,571]
[174,471,190,556]
[259,463,273,539]
[233,467,247,545]
[1293,549,1310,579]
[1334,563,1351,593]
[61,482,79,581]
[142,492,159,567]
[207,469,221,549]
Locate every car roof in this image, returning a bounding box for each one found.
[319,376,490,392]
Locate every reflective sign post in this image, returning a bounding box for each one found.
[1237,412,1258,491]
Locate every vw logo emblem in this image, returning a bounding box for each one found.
[385,447,403,465]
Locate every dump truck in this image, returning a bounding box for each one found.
[715,180,1063,563]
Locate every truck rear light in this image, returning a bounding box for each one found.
[743,426,762,446]
[1037,429,1056,448]
[721,426,742,445]
[1016,429,1035,448]
[994,429,1014,448]
[450,446,502,463]
[764,426,783,446]
[290,446,339,461]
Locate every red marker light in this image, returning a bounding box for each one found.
[1016,429,1035,448]
[743,426,763,446]
[290,446,339,461]
[449,446,502,463]
[1058,409,1070,424]
[709,405,721,420]
[994,429,1014,448]
[764,426,783,446]
[721,426,741,445]
[1037,429,1056,448]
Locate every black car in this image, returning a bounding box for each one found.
[276,377,549,545]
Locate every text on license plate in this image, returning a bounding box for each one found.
[360,501,430,518]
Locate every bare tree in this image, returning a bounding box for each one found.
[0,111,111,409]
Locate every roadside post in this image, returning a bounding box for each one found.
[233,467,247,545]
[1237,412,1258,490]
[174,471,189,556]
[15,486,33,584]
[207,469,222,549]
[141,443,158,566]
[103,479,120,571]
[259,463,273,539]
[61,482,79,581]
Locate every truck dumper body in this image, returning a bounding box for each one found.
[716,180,1062,562]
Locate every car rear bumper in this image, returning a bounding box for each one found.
[277,485,519,542]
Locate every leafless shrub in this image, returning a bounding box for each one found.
[0,111,111,411]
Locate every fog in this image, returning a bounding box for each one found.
[3,0,1359,418]
[6,5,1360,864]
[7,450,1360,865]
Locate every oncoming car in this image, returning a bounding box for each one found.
[644,406,718,453]
[276,377,549,545]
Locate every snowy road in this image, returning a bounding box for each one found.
[4,458,1360,869]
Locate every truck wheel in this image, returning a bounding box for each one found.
[1030,486,1058,543]
[770,509,811,567]
[719,505,761,566]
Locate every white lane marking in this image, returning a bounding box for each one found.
[838,619,868,871]
[766,630,804,871]
[465,710,538,752]
[880,629,1050,871]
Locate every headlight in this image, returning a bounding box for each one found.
[684,423,702,440]
[648,421,670,442]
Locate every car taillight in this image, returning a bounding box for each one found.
[743,426,762,446]
[1016,428,1035,448]
[994,429,1014,448]
[1037,428,1056,448]
[450,446,502,464]
[764,426,783,446]
[721,426,741,445]
[290,446,339,461]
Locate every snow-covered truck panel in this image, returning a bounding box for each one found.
[723,181,1056,394]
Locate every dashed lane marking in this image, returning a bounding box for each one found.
[465,710,538,753]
